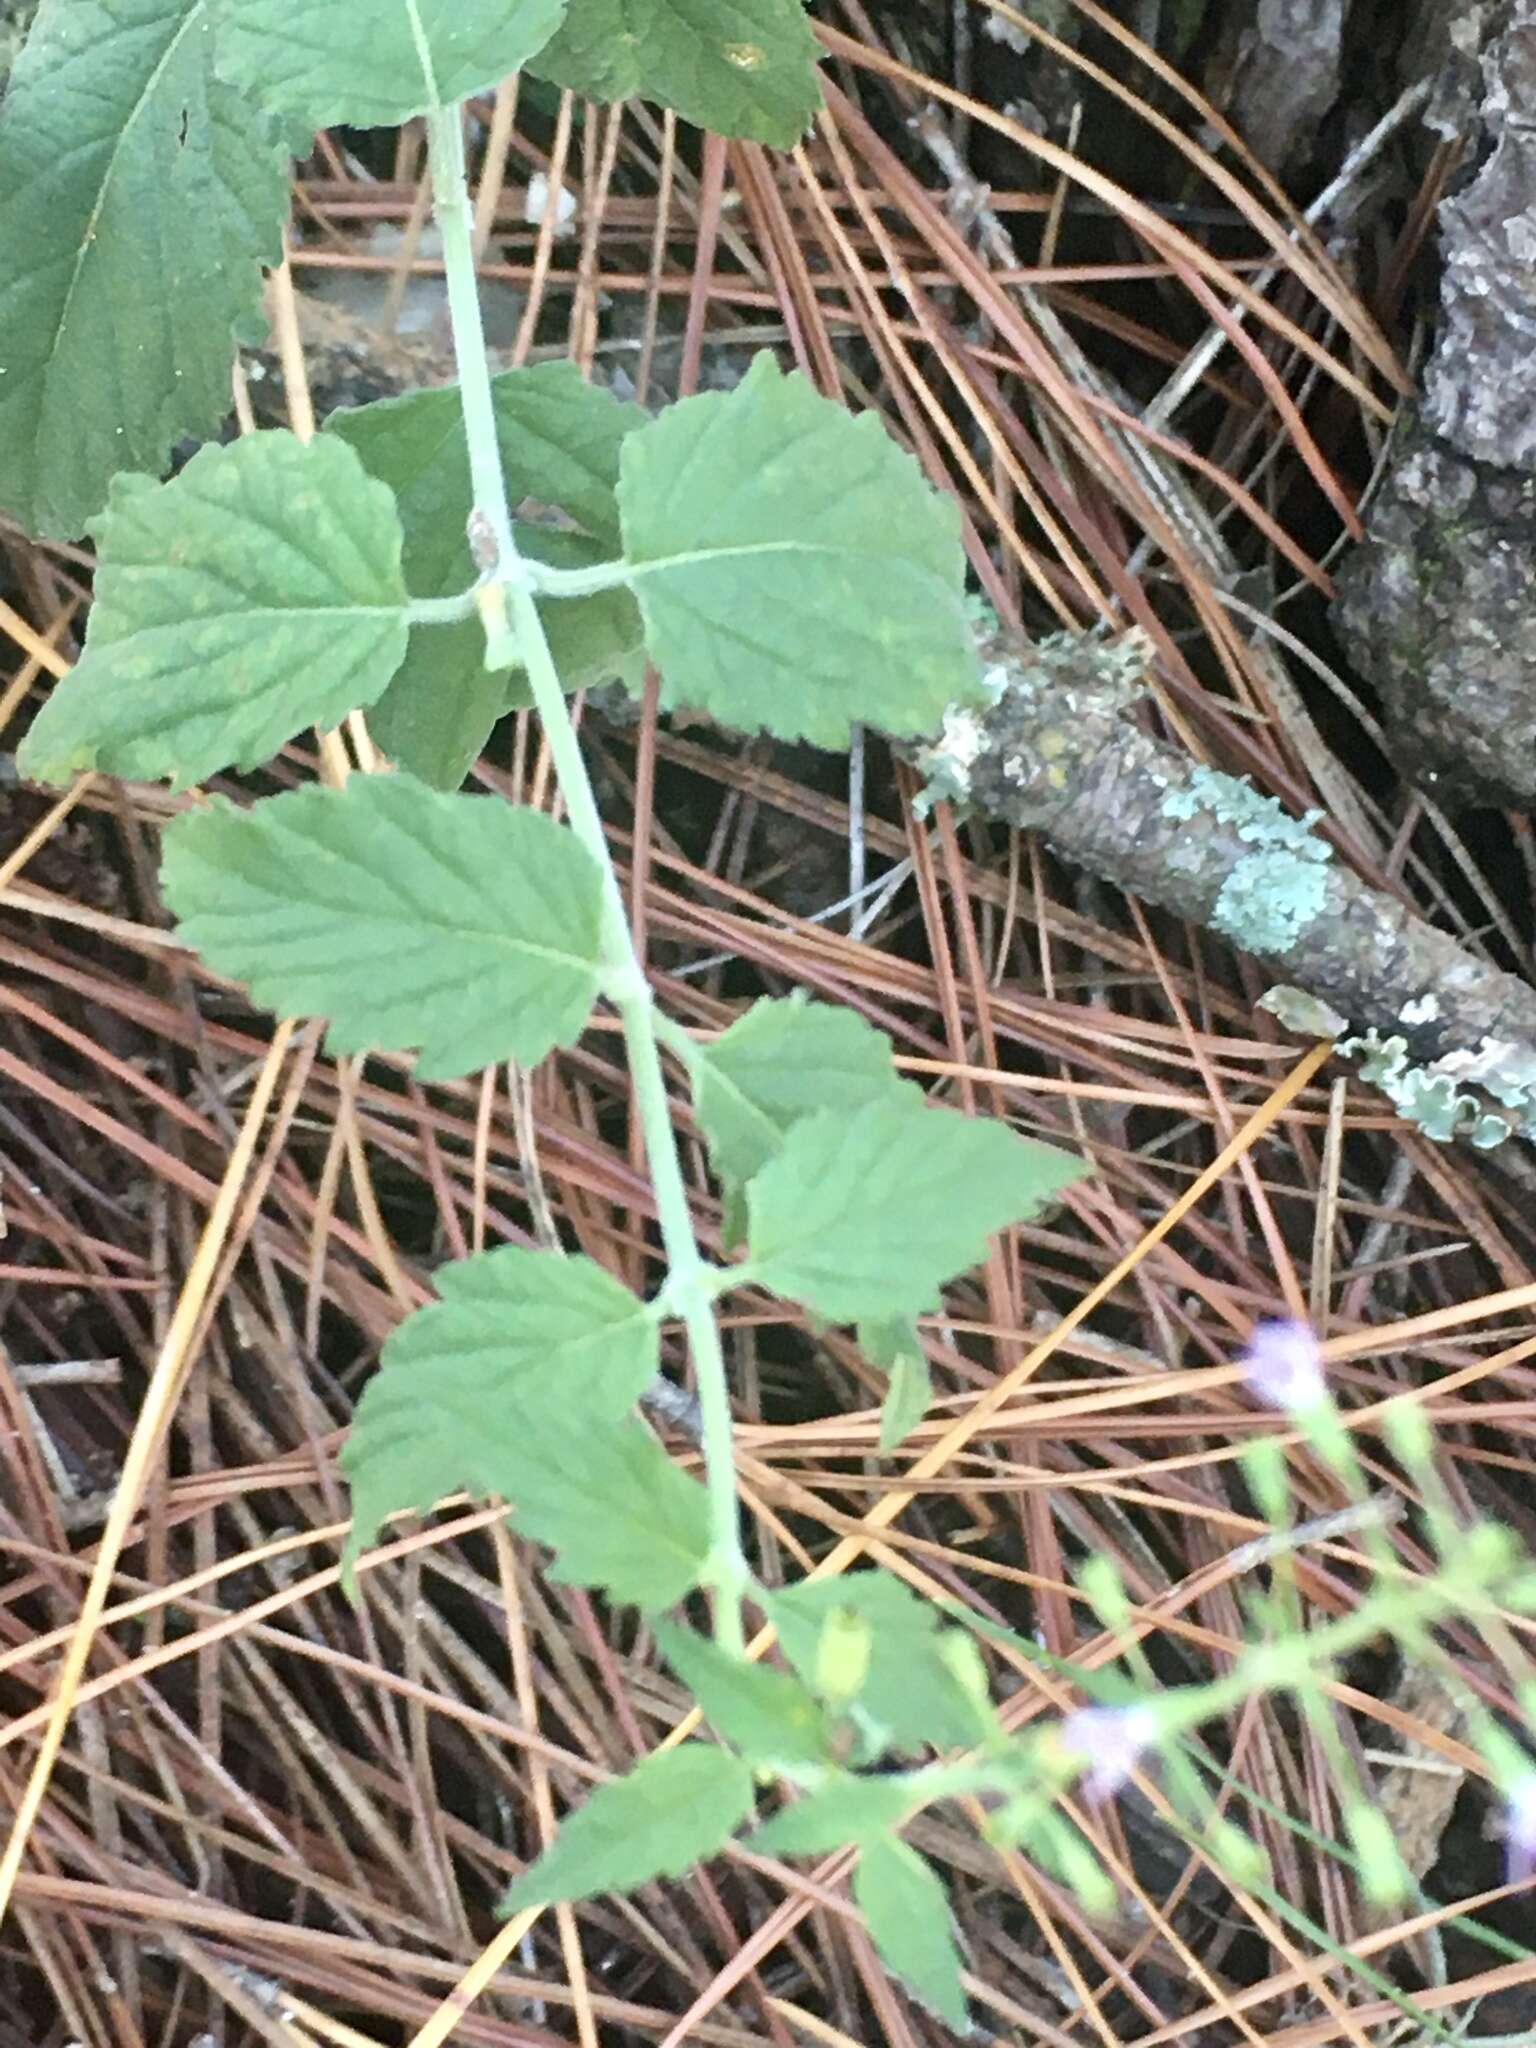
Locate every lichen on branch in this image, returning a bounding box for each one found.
[915,625,1536,1146]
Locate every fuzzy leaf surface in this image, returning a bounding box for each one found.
[327,368,645,783]
[160,775,604,1078]
[216,0,569,127]
[0,0,289,537]
[344,1247,657,1569]
[747,1096,1087,1323]
[653,1621,827,1768]
[693,994,915,1191]
[854,1837,967,2027]
[769,1571,988,1756]
[502,1744,754,1912]
[618,353,979,747]
[505,1411,711,1608]
[861,1316,931,1452]
[530,0,822,146]
[327,349,642,549]
[19,435,409,789]
[748,1772,927,1858]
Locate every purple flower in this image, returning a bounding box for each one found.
[1504,1775,1536,1887]
[1059,1704,1158,1803]
[1241,1318,1327,1413]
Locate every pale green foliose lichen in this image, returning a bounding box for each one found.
[1161,766,1331,953]
[1256,985,1349,1038]
[1336,1029,1534,1148]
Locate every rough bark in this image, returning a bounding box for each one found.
[1218,0,1351,175]
[1334,0,1536,807]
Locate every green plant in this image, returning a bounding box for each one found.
[7,1,1536,2028]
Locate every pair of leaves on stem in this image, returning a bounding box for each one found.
[0,0,823,538]
[20,352,980,788]
[334,967,1083,1582]
[498,1582,979,2025]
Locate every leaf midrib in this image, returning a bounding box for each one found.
[50,3,207,370]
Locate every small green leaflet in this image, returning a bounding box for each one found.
[215,0,569,127]
[692,994,918,1190]
[160,775,605,1078]
[327,367,646,785]
[502,1744,754,1913]
[618,354,981,748]
[343,1247,658,1571]
[860,1316,931,1452]
[853,1836,967,2028]
[503,1409,711,1608]
[328,360,643,552]
[769,1571,991,1756]
[0,0,290,538]
[746,1095,1087,1323]
[19,435,409,791]
[747,1772,927,1858]
[653,1620,828,1769]
[530,0,823,147]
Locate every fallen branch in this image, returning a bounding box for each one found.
[917,626,1536,1148]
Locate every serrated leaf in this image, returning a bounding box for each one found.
[654,1620,828,1768]
[216,0,569,128]
[853,1837,967,2028]
[746,1095,1087,1324]
[0,0,290,538]
[747,1772,927,1858]
[693,994,915,1190]
[501,1744,754,1912]
[160,774,605,1078]
[19,434,409,789]
[328,362,643,554]
[327,368,646,784]
[618,353,980,747]
[769,1572,988,1756]
[529,0,823,146]
[861,1317,931,1453]
[344,1247,658,1569]
[506,1409,711,1607]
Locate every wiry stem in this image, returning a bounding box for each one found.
[423,101,747,1652]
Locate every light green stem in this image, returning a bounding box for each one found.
[424,103,748,1654]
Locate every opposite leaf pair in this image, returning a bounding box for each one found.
[20,355,983,791]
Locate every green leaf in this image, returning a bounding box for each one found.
[769,1572,989,1757]
[854,1836,967,2027]
[653,1620,828,1768]
[328,349,643,552]
[327,367,646,784]
[0,0,290,538]
[861,1317,931,1453]
[519,525,648,701]
[747,1772,927,1858]
[618,353,980,747]
[19,435,409,790]
[746,1095,1087,1324]
[529,0,823,146]
[160,774,605,1078]
[343,1246,658,1568]
[693,994,916,1190]
[501,1744,754,1913]
[505,1410,712,1607]
[215,0,569,128]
